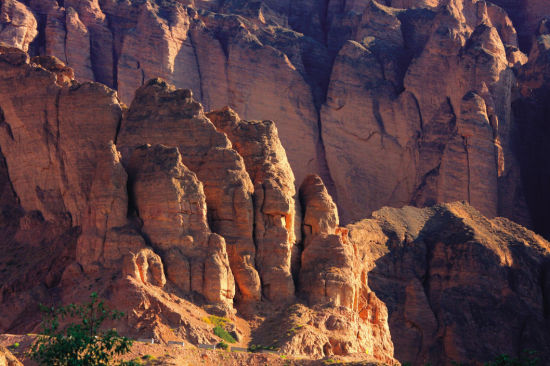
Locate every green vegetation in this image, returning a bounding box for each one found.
[203,315,230,328]
[141,354,156,361]
[9,342,19,349]
[484,351,539,366]
[213,326,237,344]
[204,315,237,344]
[285,323,304,337]
[28,292,135,366]
[216,342,229,350]
[248,344,279,352]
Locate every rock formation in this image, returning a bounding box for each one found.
[348,202,550,364]
[1,1,550,365]
[0,345,22,366]
[117,80,261,303]
[0,0,543,230]
[513,16,550,239]
[126,144,235,305]
[208,107,299,303]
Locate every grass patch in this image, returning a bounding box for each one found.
[213,326,236,344]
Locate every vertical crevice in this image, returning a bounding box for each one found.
[411,92,424,132]
[188,32,204,105]
[62,12,69,64]
[462,136,471,203]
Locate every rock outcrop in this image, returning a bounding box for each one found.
[117,79,261,303]
[208,107,299,303]
[0,0,36,52]
[126,144,235,305]
[2,2,550,365]
[348,202,550,364]
[297,175,395,363]
[0,345,22,366]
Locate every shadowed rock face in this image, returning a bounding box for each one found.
[513,20,550,240]
[348,202,550,364]
[1,0,547,231]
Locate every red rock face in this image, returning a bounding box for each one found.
[0,0,543,231]
[117,80,261,303]
[1,1,550,365]
[208,107,299,303]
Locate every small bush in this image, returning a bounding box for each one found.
[213,326,236,343]
[9,342,19,349]
[216,342,229,350]
[484,351,539,366]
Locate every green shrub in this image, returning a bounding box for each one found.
[29,292,135,366]
[484,351,539,366]
[213,326,236,344]
[216,342,229,350]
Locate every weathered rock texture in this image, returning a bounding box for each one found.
[1,0,546,230]
[295,175,396,363]
[207,107,299,303]
[348,202,550,364]
[117,79,261,303]
[2,2,550,365]
[0,345,22,366]
[126,144,235,305]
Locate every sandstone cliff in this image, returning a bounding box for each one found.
[0,0,547,231]
[1,1,550,365]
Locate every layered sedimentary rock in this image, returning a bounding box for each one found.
[348,202,550,364]
[296,175,395,363]
[322,0,527,224]
[207,107,298,303]
[2,2,550,365]
[1,0,549,232]
[0,47,238,318]
[0,45,131,274]
[126,144,235,305]
[117,79,261,302]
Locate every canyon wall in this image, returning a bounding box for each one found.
[1,1,550,365]
[1,0,547,229]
